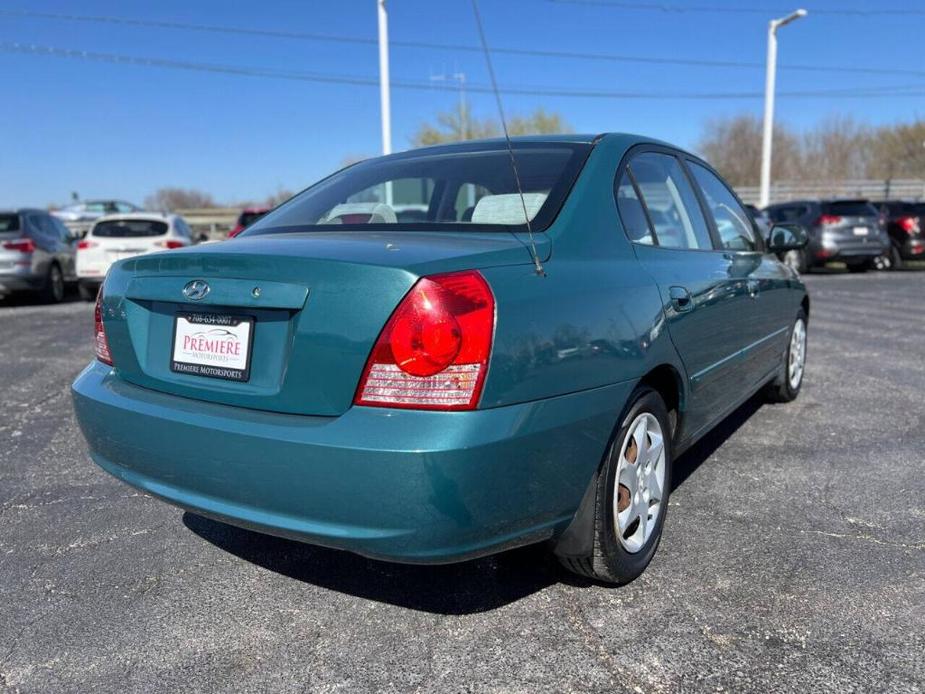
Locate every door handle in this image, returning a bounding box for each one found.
[746,279,760,298]
[669,286,693,313]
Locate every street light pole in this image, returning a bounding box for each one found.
[759,8,807,209]
[377,0,393,205]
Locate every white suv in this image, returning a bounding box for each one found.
[76,213,193,300]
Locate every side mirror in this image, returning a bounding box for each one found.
[767,223,808,252]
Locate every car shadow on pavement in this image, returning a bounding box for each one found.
[183,393,767,613]
[183,512,561,614]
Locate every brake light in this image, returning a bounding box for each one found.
[354,270,495,410]
[898,216,920,234]
[155,240,185,249]
[77,240,97,250]
[94,287,113,366]
[816,215,842,226]
[2,238,35,253]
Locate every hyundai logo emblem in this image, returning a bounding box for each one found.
[182,279,210,301]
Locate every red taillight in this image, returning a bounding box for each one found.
[816,215,842,226]
[94,287,113,366]
[155,240,185,249]
[77,240,97,250]
[354,270,495,410]
[2,238,35,253]
[898,216,920,234]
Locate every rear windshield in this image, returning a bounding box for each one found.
[0,214,20,233]
[822,201,878,217]
[92,219,168,237]
[239,211,267,228]
[243,142,593,235]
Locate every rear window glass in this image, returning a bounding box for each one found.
[0,214,20,233]
[239,211,267,228]
[822,201,877,216]
[92,219,168,237]
[243,142,593,235]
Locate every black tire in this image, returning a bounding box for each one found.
[78,281,97,302]
[40,263,65,304]
[782,249,808,274]
[558,387,672,584]
[889,244,904,271]
[766,309,808,403]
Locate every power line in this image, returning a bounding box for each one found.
[1,8,924,79]
[547,0,925,16]
[3,41,925,101]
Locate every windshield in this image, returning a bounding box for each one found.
[92,219,168,238]
[243,142,592,235]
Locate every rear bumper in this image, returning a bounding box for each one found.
[72,361,631,563]
[808,235,888,264]
[0,271,42,293]
[899,238,925,259]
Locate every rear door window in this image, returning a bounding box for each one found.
[689,163,758,252]
[625,152,713,250]
[93,219,168,238]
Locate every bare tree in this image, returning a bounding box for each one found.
[411,104,572,147]
[697,114,801,187]
[145,187,215,212]
[800,116,871,181]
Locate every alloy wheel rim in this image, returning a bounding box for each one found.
[613,412,666,553]
[788,318,807,390]
[873,254,891,271]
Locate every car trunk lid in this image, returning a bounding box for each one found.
[101,230,545,416]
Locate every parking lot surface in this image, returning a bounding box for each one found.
[1,270,923,693]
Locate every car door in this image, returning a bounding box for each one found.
[48,216,78,279]
[686,160,792,390]
[615,148,752,439]
[25,214,54,277]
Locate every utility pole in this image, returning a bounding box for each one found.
[377,0,393,204]
[759,8,807,209]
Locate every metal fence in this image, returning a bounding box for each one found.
[736,179,925,206]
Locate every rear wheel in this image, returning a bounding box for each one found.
[889,244,904,271]
[766,310,807,403]
[40,263,65,304]
[558,387,671,584]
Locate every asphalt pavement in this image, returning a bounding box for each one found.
[1,269,923,693]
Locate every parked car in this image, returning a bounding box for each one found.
[745,203,772,239]
[764,199,888,273]
[0,208,77,303]
[72,135,809,584]
[52,200,142,239]
[870,200,925,270]
[228,207,270,238]
[76,213,194,300]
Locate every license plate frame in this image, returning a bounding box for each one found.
[170,312,255,382]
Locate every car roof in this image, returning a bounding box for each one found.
[93,212,175,224]
[0,208,47,215]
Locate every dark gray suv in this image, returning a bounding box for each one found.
[0,209,77,303]
[765,199,889,273]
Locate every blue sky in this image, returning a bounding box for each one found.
[1,0,923,207]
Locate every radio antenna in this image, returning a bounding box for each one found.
[470,0,545,277]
